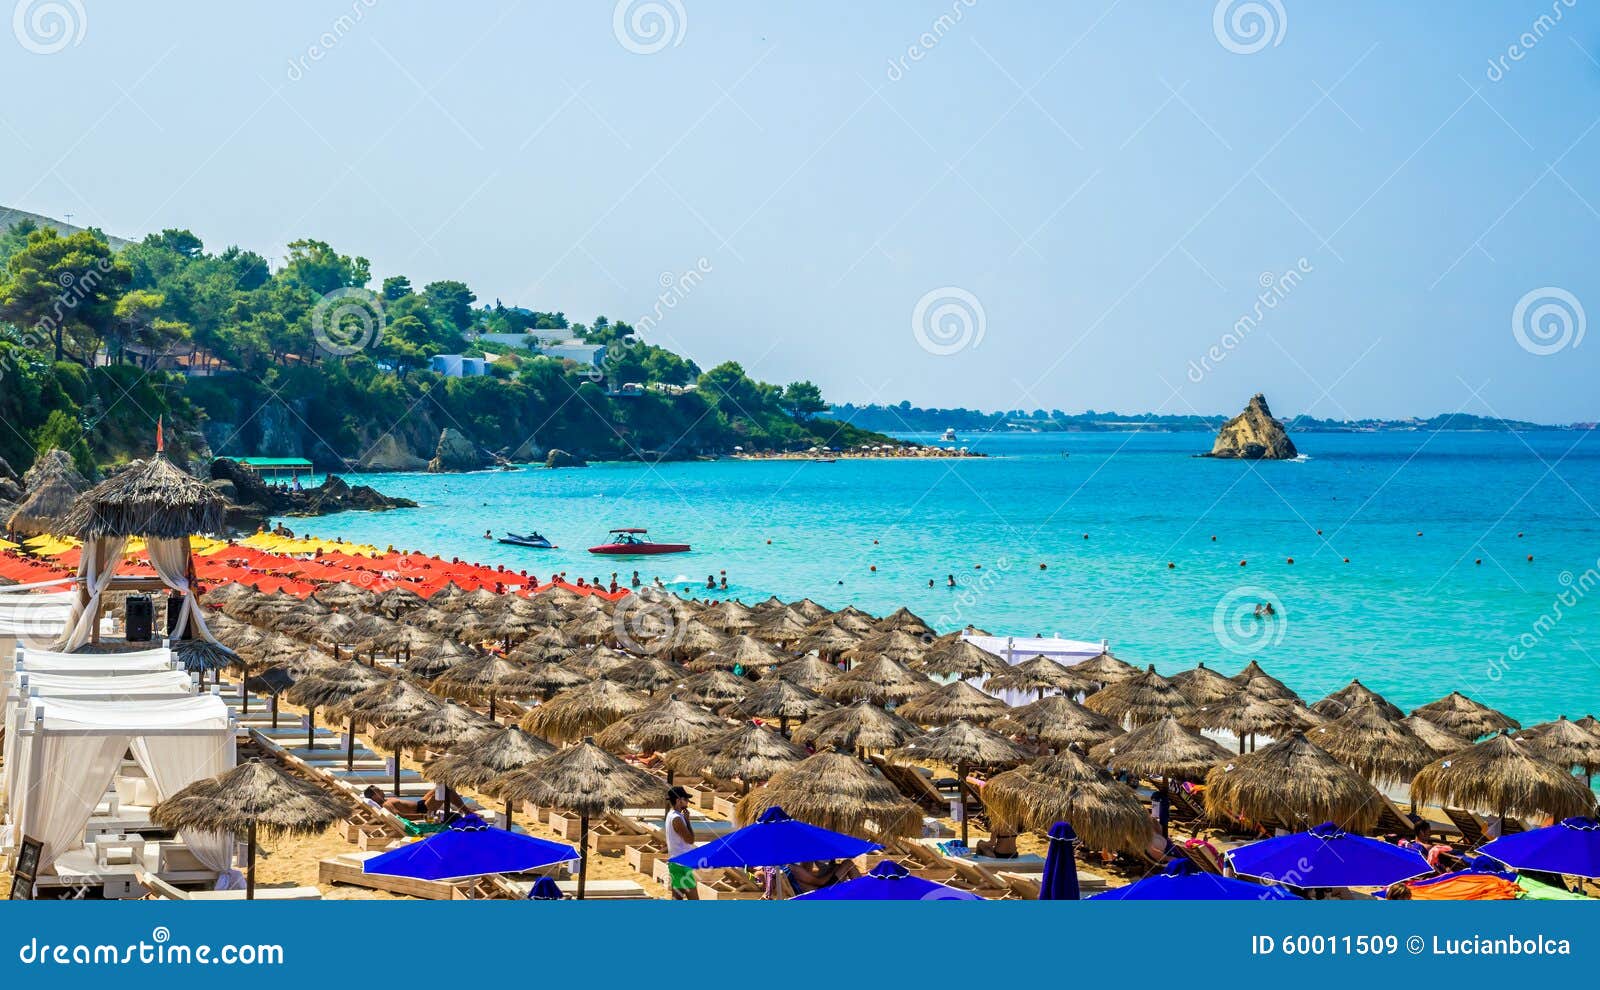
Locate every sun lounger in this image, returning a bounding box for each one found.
[552,878,648,899]
[137,870,321,901]
[1442,807,1489,847]
[870,756,949,813]
[586,814,657,854]
[317,851,464,899]
[695,868,765,900]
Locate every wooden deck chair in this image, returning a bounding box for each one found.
[1442,807,1488,847]
[869,756,949,813]
[1176,839,1226,875]
[1165,786,1208,824]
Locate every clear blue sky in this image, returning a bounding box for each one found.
[4,1,1598,421]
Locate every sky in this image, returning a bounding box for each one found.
[3,0,1598,422]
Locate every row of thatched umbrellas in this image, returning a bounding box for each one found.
[188,577,1600,898]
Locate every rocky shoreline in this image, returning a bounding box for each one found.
[209,458,416,533]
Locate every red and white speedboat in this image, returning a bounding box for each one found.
[587,528,691,555]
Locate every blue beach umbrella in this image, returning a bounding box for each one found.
[526,876,564,900]
[1226,822,1432,889]
[668,805,881,869]
[1039,821,1080,901]
[1091,860,1300,900]
[793,860,982,901]
[364,822,579,883]
[1479,817,1600,879]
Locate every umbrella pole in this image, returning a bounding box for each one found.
[308,707,316,751]
[394,748,402,795]
[958,761,970,846]
[241,665,250,715]
[271,692,280,730]
[246,820,256,901]
[488,693,496,721]
[578,813,590,900]
[1159,780,1171,839]
[505,801,514,831]
[346,716,357,772]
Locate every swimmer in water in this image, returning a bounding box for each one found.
[947,574,956,588]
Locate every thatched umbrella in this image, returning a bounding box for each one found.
[327,678,441,790]
[427,582,469,609]
[7,469,82,536]
[371,701,498,777]
[62,455,225,538]
[713,633,788,670]
[150,759,344,899]
[795,623,862,658]
[511,626,575,662]
[312,580,376,610]
[842,628,930,666]
[1410,691,1520,739]
[401,638,479,680]
[560,645,633,679]
[1083,665,1194,727]
[426,725,555,827]
[22,448,85,490]
[894,720,1031,844]
[677,669,752,707]
[978,750,1152,853]
[880,606,933,636]
[912,639,1008,679]
[771,655,841,692]
[792,701,923,754]
[519,678,651,743]
[593,694,729,780]
[1169,662,1238,706]
[1523,716,1600,786]
[610,654,687,693]
[992,694,1122,751]
[753,610,812,645]
[821,656,934,706]
[790,598,831,622]
[985,654,1089,699]
[701,598,758,632]
[375,585,426,618]
[283,662,387,756]
[1403,715,1473,756]
[489,739,662,898]
[1228,660,1299,701]
[1184,690,1320,752]
[1070,650,1139,687]
[1410,734,1596,823]
[723,677,836,733]
[512,659,587,701]
[427,653,542,719]
[1309,678,1404,720]
[666,722,808,788]
[1205,732,1384,833]
[1309,703,1437,786]
[895,679,1009,726]
[733,752,922,840]
[1090,716,1229,837]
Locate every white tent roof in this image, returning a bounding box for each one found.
[14,670,195,698]
[26,694,230,734]
[17,647,173,673]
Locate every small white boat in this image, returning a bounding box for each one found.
[941,428,958,442]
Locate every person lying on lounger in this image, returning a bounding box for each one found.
[785,859,860,893]
[363,785,461,818]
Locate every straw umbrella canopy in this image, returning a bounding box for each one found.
[375,586,426,617]
[489,739,663,898]
[1309,678,1404,720]
[795,623,863,658]
[1402,715,1473,756]
[371,700,498,758]
[371,623,439,661]
[713,633,788,670]
[151,759,345,899]
[752,610,811,645]
[593,694,729,774]
[508,659,587,701]
[1184,690,1320,751]
[880,606,933,636]
[821,656,934,705]
[790,598,831,622]
[1309,704,1439,786]
[677,669,752,707]
[610,654,688,693]
[1204,732,1384,833]
[993,694,1121,751]
[1410,691,1521,739]
[842,629,931,666]
[1169,662,1239,706]
[985,654,1090,699]
[61,455,225,539]
[6,469,82,536]
[733,751,922,839]
[312,580,376,610]
[1228,660,1299,702]
[665,620,732,661]
[429,653,552,719]
[22,448,86,490]
[283,662,387,754]
[1090,716,1230,782]
[722,676,836,732]
[792,701,924,754]
[328,678,443,788]
[426,726,555,827]
[978,750,1152,853]
[771,655,841,691]
[1410,734,1596,823]
[701,598,758,632]
[1083,665,1194,727]
[427,582,469,609]
[912,639,1008,679]
[401,638,479,680]
[1070,651,1139,687]
[560,644,633,679]
[893,719,1031,844]
[896,679,1010,726]
[510,626,575,661]
[825,606,878,634]
[665,722,808,787]
[1522,716,1600,786]
[519,678,651,743]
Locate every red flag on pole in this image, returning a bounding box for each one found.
[156,416,164,454]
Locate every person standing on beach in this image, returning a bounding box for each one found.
[664,786,699,900]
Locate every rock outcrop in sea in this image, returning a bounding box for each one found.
[210,458,415,532]
[427,428,485,472]
[358,434,429,472]
[545,448,587,468]
[1205,393,1299,460]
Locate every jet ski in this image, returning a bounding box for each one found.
[498,531,556,549]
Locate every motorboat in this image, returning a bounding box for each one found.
[498,531,556,549]
[587,528,691,555]
[941,428,957,442]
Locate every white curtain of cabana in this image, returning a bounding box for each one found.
[146,535,222,646]
[59,536,127,650]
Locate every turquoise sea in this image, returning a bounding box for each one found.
[283,431,1600,727]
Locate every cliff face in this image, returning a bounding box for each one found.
[1207,394,1299,459]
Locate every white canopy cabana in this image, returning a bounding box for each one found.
[0,588,75,658]
[962,633,1108,706]
[13,670,195,700]
[7,695,235,875]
